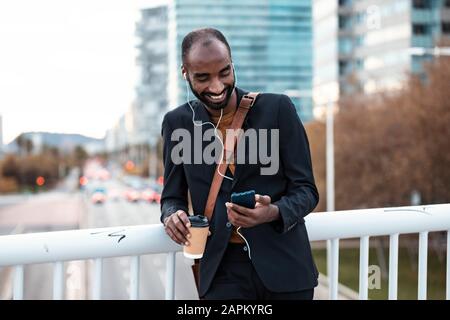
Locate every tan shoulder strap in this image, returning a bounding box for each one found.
[204,92,259,221]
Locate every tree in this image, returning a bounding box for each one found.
[306,56,450,211]
[1,155,19,179]
[305,121,326,212]
[73,145,88,168]
[15,134,25,156]
[25,139,33,155]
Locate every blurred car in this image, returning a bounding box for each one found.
[140,187,162,204]
[140,188,155,203]
[108,188,121,201]
[124,188,140,202]
[153,191,161,204]
[91,187,107,204]
[100,169,111,180]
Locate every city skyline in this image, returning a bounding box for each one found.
[2,0,449,145]
[105,0,315,163]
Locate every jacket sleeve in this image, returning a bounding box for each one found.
[272,94,319,234]
[160,114,189,224]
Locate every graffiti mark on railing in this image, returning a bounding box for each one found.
[90,229,126,243]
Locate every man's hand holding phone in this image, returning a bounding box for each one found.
[226,192,280,228]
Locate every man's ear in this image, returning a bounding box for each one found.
[181,65,187,81]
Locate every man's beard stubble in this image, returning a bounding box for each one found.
[187,78,235,110]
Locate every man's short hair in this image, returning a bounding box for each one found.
[181,28,231,65]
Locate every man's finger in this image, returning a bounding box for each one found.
[226,202,251,216]
[176,210,191,228]
[227,208,252,227]
[167,221,189,246]
[173,213,190,238]
[174,211,192,238]
[226,207,238,225]
[255,194,271,205]
[165,228,182,245]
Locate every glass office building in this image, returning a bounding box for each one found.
[135,6,169,145]
[313,0,450,115]
[168,0,314,122]
[410,0,450,73]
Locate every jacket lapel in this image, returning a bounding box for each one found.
[192,100,212,127]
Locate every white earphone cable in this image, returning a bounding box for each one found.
[236,226,252,259]
[185,80,233,181]
[185,67,252,260]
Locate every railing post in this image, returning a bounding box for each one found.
[326,240,332,284]
[359,236,369,300]
[53,261,65,300]
[13,265,24,300]
[418,231,428,300]
[130,256,140,300]
[326,100,335,288]
[165,252,176,300]
[447,230,450,300]
[329,238,339,300]
[92,258,103,300]
[388,233,399,300]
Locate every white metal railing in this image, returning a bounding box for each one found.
[305,203,450,300]
[0,224,180,300]
[0,203,449,300]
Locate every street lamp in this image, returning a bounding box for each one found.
[326,100,336,299]
[313,82,339,298]
[326,100,335,213]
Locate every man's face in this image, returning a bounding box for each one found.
[183,40,235,110]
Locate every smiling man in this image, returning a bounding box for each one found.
[160,28,319,300]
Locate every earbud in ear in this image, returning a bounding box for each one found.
[183,73,187,80]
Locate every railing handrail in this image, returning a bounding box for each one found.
[306,203,450,241]
[0,224,180,266]
[0,203,449,267]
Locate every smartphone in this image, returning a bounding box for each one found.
[231,190,256,209]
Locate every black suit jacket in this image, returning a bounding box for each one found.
[160,87,319,297]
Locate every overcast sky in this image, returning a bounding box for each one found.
[0,0,167,144]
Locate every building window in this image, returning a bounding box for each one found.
[339,15,352,30]
[355,59,363,70]
[443,22,450,34]
[413,0,431,9]
[339,37,353,54]
[413,23,429,35]
[355,35,365,46]
[339,0,352,7]
[339,60,351,76]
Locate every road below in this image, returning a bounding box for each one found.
[0,190,86,299]
[84,179,198,300]
[0,177,198,300]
